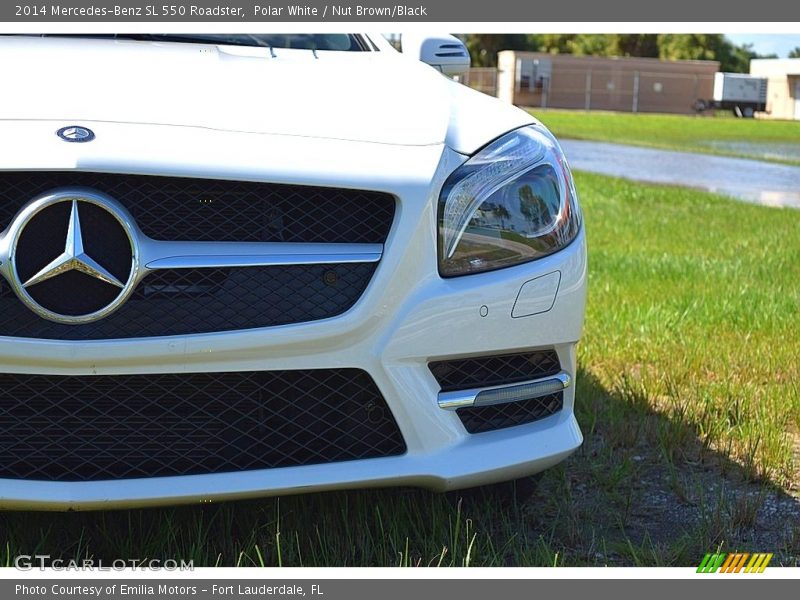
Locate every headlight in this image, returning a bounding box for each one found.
[438,125,582,277]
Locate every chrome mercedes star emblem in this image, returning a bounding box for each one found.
[56,126,95,143]
[3,189,140,324]
[23,200,125,290]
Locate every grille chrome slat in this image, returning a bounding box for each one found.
[437,371,571,410]
[140,241,383,270]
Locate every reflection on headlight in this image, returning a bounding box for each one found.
[438,125,582,277]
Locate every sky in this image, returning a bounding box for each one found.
[726,34,800,58]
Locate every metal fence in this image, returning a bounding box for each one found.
[521,68,715,113]
[460,66,717,115]
[458,68,498,97]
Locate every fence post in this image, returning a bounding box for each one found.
[632,71,640,113]
[542,76,549,109]
[585,72,592,111]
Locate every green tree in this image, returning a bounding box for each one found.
[609,34,659,58]
[562,35,606,56]
[657,34,726,62]
[789,47,800,58]
[538,34,576,55]
[539,34,611,56]
[462,33,780,73]
[538,34,658,58]
[656,34,775,72]
[460,34,541,67]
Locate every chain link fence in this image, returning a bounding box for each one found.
[461,63,717,115]
[457,68,498,97]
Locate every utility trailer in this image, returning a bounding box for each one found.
[709,72,768,117]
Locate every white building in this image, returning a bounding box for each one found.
[750,58,800,120]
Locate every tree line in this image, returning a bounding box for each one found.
[461,34,789,72]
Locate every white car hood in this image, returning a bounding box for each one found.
[0,37,533,154]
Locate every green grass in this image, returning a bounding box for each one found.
[580,172,800,484]
[531,109,800,166]
[2,173,799,567]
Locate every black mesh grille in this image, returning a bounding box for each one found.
[429,350,561,392]
[0,172,396,244]
[456,392,563,434]
[0,369,406,482]
[0,172,394,339]
[0,263,375,339]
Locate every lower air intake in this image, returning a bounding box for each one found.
[429,350,564,434]
[456,393,563,434]
[0,369,406,482]
[429,350,562,392]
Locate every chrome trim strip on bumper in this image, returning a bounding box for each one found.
[437,371,571,410]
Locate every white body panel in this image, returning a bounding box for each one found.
[0,36,586,509]
[0,36,533,155]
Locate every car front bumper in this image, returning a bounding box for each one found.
[0,121,587,510]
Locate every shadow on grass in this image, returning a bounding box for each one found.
[1,368,798,567]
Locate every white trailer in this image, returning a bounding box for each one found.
[712,72,768,117]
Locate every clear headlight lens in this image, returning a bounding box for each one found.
[438,125,582,277]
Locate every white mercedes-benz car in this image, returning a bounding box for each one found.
[0,34,586,510]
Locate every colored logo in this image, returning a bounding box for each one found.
[697,552,773,573]
[56,125,95,143]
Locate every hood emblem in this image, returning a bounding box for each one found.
[56,125,95,143]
